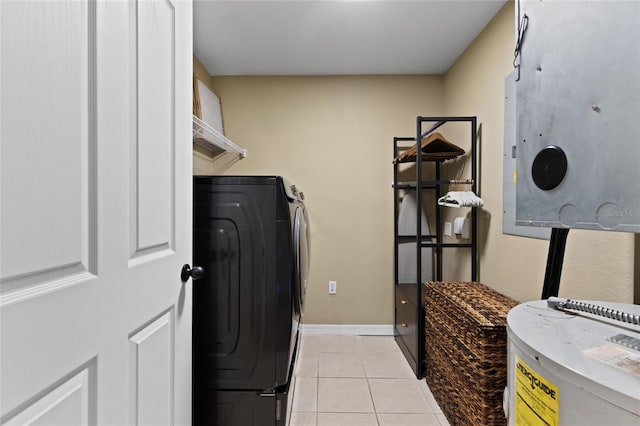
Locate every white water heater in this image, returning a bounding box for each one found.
[505,300,640,425]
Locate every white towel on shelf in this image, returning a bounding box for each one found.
[397,192,433,284]
[437,191,484,208]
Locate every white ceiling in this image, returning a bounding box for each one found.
[193,0,508,76]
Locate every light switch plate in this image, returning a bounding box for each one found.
[444,222,452,237]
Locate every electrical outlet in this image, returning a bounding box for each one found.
[328,280,337,294]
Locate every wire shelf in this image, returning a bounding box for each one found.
[192,115,247,158]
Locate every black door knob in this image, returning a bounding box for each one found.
[181,264,204,282]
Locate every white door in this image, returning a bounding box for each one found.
[0,1,193,425]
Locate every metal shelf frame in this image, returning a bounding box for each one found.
[393,116,478,378]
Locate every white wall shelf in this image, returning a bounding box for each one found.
[192,115,247,158]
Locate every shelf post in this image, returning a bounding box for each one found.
[471,116,478,282]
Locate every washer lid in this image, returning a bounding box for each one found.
[508,300,640,413]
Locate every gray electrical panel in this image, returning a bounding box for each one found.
[504,70,550,240]
[515,0,640,233]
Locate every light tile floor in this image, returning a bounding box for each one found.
[289,334,450,426]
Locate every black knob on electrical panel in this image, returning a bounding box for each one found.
[181,264,204,282]
[531,145,567,190]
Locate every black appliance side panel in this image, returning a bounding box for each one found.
[193,390,284,426]
[193,183,276,390]
[274,215,294,389]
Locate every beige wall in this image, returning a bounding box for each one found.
[208,75,443,324]
[192,1,635,325]
[193,55,214,92]
[193,56,228,174]
[443,1,635,303]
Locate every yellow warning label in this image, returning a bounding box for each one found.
[514,356,559,426]
[513,168,517,184]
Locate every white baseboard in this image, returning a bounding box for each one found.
[300,324,394,336]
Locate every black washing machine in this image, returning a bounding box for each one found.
[192,176,310,425]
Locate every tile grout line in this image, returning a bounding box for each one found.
[315,349,319,426]
[365,364,381,425]
[298,334,447,425]
[358,335,385,426]
[358,337,380,425]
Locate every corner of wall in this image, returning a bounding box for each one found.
[193,55,215,93]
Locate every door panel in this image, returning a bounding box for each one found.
[3,367,94,426]
[129,310,174,426]
[0,0,96,297]
[134,0,174,254]
[0,1,192,424]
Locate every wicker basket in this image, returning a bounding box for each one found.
[425,281,518,426]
